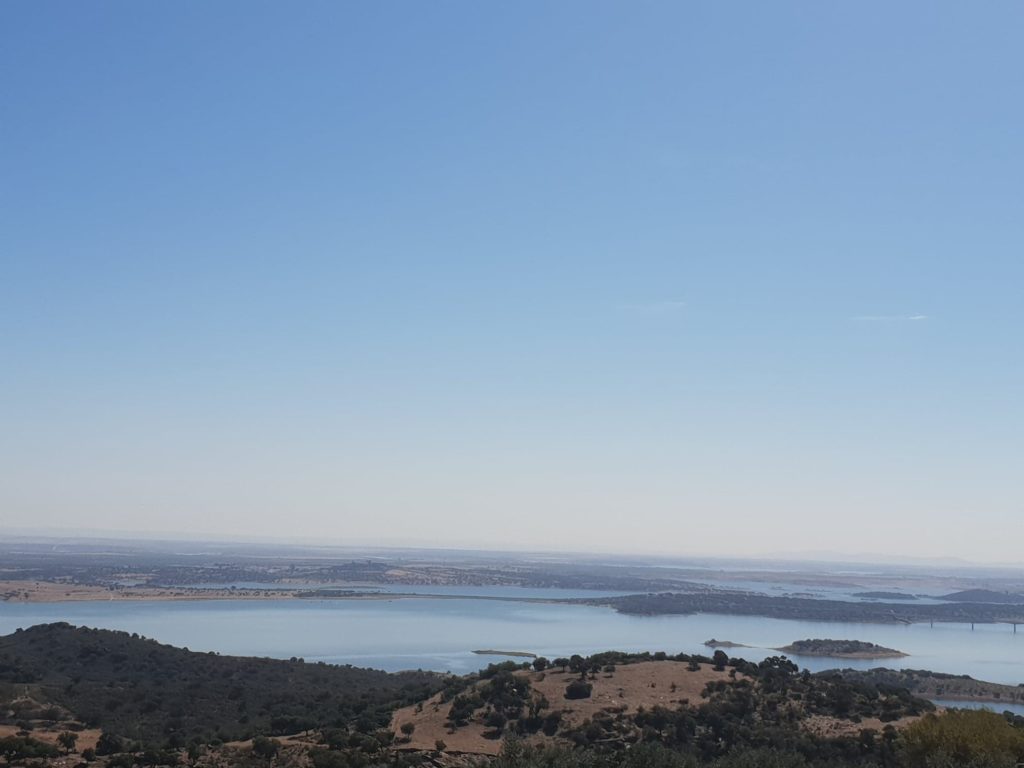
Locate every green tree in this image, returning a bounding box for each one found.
[95,732,124,756]
[0,736,59,762]
[186,743,204,766]
[903,710,1024,768]
[57,731,78,754]
[252,736,281,759]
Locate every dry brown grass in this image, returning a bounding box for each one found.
[0,723,102,752]
[390,661,740,756]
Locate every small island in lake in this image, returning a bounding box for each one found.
[704,638,749,649]
[777,639,907,659]
[472,648,537,658]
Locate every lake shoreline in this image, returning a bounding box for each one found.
[2,591,1022,686]
[6,580,1024,633]
[0,581,583,606]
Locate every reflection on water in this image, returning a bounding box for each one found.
[0,594,1021,684]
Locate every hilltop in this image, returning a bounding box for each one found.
[386,650,936,762]
[0,623,443,744]
[391,657,737,755]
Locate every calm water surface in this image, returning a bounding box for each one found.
[1,595,1021,685]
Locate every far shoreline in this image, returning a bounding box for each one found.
[4,581,1022,635]
[0,581,576,606]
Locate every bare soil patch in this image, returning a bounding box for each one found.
[0,723,102,751]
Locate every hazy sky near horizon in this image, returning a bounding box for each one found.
[2,2,1022,562]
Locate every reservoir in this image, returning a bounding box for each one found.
[1,592,1021,686]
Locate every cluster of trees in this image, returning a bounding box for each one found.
[782,640,898,656]
[490,708,1024,768]
[530,652,937,765]
[438,650,939,763]
[0,623,446,747]
[828,668,1024,709]
[902,709,1024,768]
[492,738,830,768]
[542,654,616,676]
[0,735,59,763]
[445,662,542,738]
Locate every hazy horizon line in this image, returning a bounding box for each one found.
[4,524,1021,572]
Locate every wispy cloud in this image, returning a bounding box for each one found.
[851,313,929,322]
[621,300,687,317]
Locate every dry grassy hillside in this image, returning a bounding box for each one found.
[391,662,741,756]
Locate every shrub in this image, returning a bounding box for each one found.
[252,736,281,759]
[564,680,593,700]
[903,710,1024,768]
[95,732,124,756]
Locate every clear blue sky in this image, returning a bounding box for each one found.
[2,2,1021,561]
